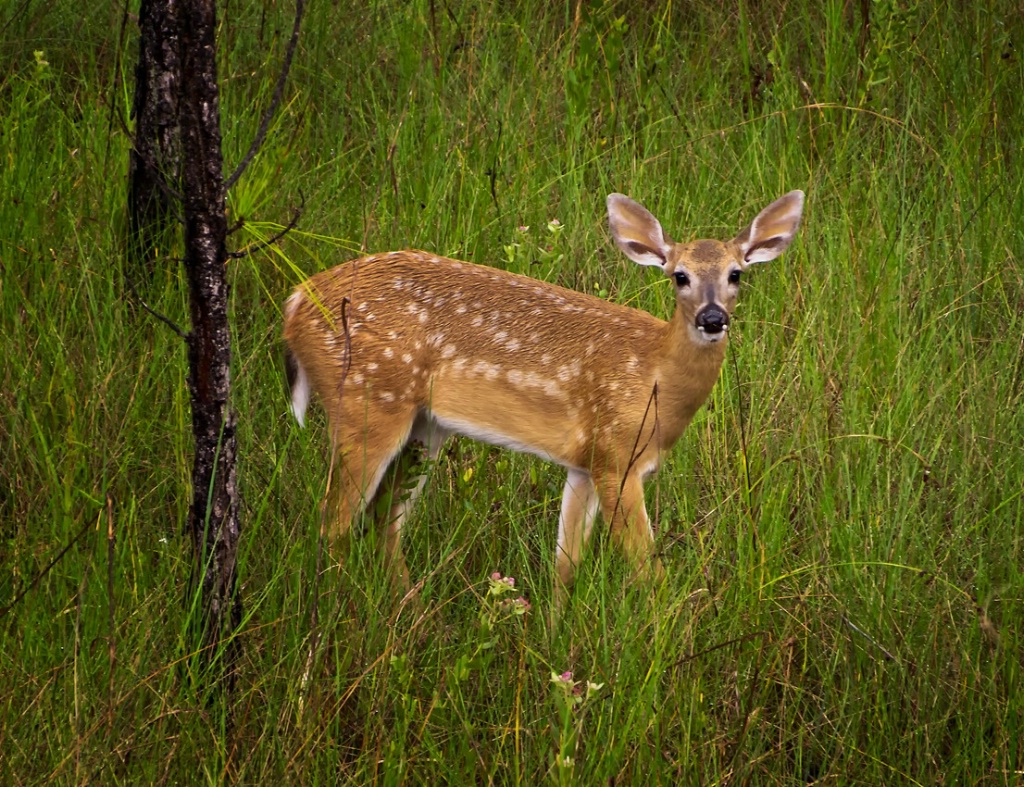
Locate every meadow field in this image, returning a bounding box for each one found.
[1,0,1022,782]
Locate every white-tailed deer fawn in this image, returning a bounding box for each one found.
[284,191,804,607]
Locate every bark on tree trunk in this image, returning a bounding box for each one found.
[178,0,241,680]
[128,0,181,274]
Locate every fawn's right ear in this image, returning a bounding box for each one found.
[607,193,672,268]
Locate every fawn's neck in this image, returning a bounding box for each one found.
[651,307,729,437]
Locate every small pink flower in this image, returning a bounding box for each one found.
[499,596,531,615]
[488,572,517,596]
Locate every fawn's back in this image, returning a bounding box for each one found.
[285,251,710,474]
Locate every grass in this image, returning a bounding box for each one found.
[1,0,1022,782]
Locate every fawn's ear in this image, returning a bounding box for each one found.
[733,190,805,266]
[607,193,673,268]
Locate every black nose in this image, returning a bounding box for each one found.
[695,305,729,335]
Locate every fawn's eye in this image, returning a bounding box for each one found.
[728,269,742,285]
[673,271,690,288]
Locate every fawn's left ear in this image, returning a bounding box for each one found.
[607,193,673,269]
[733,190,805,266]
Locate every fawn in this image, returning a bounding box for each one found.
[284,191,804,606]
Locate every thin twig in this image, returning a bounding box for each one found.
[487,119,503,213]
[671,630,770,670]
[843,616,898,662]
[607,381,660,574]
[363,105,409,250]
[0,0,34,37]
[106,495,116,731]
[0,516,95,620]
[224,0,305,192]
[730,349,756,537]
[125,272,189,340]
[226,191,305,259]
[955,180,1002,247]
[724,636,766,779]
[103,0,133,179]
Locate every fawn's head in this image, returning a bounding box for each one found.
[607,191,805,345]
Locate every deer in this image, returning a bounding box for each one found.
[283,190,804,611]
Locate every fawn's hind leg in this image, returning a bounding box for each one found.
[370,415,451,592]
[325,400,418,553]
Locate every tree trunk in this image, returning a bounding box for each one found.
[128,0,181,275]
[131,0,301,688]
[178,0,241,681]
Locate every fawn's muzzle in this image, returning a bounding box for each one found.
[695,305,729,335]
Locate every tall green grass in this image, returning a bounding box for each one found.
[1,0,1021,782]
